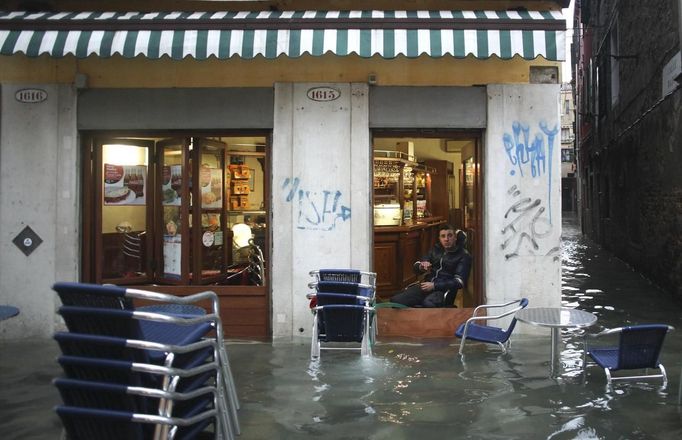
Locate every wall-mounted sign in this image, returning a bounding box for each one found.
[12,225,43,256]
[307,87,340,102]
[15,88,48,103]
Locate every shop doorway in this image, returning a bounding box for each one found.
[371,132,482,307]
[81,133,271,338]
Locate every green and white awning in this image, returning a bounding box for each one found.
[0,10,565,61]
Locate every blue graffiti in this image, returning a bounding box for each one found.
[503,120,558,223]
[282,177,351,231]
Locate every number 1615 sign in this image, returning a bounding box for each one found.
[307,87,340,102]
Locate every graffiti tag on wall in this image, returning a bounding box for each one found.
[282,177,351,231]
[500,185,560,261]
[502,120,558,223]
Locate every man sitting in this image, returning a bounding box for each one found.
[390,225,472,308]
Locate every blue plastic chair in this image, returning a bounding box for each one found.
[455,298,529,355]
[585,324,674,385]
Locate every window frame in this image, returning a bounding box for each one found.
[81,132,271,288]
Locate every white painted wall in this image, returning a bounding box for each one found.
[0,83,79,339]
[271,83,371,341]
[485,84,562,333]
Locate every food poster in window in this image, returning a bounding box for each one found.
[162,206,181,277]
[201,213,223,247]
[104,164,147,205]
[162,164,182,206]
[162,235,182,277]
[200,165,223,208]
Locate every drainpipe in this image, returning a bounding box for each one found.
[679,0,682,52]
[678,0,682,83]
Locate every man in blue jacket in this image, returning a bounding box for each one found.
[390,225,472,308]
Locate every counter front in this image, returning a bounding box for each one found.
[373,217,445,298]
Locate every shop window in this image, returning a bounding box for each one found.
[561,148,574,163]
[84,135,268,287]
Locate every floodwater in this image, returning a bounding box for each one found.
[2,214,682,439]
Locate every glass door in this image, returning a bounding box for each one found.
[460,139,481,306]
[192,138,228,284]
[157,138,190,284]
[85,134,269,288]
[94,138,154,284]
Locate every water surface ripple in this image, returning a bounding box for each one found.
[1,214,681,439]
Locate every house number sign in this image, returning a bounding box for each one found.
[15,88,48,103]
[307,87,340,102]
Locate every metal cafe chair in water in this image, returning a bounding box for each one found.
[307,269,377,359]
[584,324,674,386]
[51,282,240,439]
[455,298,529,355]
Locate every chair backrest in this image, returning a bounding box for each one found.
[315,292,363,306]
[319,305,366,343]
[504,298,529,338]
[54,282,132,310]
[618,324,669,370]
[248,242,266,286]
[56,406,148,440]
[315,281,374,298]
[317,269,361,283]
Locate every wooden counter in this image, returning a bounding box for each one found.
[373,217,446,298]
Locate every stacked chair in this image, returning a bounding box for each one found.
[51,282,240,439]
[307,269,377,359]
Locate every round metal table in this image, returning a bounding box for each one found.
[515,307,598,377]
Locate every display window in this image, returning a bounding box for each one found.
[82,134,269,288]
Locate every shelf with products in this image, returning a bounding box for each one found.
[373,152,436,225]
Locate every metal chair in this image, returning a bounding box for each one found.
[585,324,674,385]
[221,240,265,286]
[54,377,219,440]
[455,298,529,355]
[309,269,376,286]
[52,282,240,438]
[307,270,377,359]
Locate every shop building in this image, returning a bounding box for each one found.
[0,1,568,340]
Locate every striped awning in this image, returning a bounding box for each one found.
[0,10,565,61]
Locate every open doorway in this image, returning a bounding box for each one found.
[372,132,482,308]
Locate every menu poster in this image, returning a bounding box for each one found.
[200,166,223,209]
[163,234,182,277]
[104,163,147,206]
[162,164,182,206]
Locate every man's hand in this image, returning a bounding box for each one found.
[419,261,432,272]
[420,281,435,292]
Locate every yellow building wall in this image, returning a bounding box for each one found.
[0,53,562,87]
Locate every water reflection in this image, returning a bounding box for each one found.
[2,215,682,439]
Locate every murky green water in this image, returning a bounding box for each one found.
[2,215,682,439]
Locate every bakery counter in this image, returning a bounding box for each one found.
[373,217,446,298]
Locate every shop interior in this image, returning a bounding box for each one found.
[86,135,268,288]
[372,135,480,307]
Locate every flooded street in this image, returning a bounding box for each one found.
[2,214,681,439]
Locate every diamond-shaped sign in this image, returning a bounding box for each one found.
[12,226,43,256]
